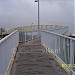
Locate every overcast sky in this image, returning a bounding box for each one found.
[0,0,74,33]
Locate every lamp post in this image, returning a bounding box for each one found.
[31,23,33,39]
[34,0,40,38]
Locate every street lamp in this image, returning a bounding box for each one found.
[34,0,40,38]
[31,23,33,39]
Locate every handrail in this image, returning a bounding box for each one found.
[42,30,75,40]
[0,26,72,75]
[0,30,19,75]
[0,30,18,45]
[41,30,75,74]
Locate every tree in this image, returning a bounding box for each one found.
[0,27,5,35]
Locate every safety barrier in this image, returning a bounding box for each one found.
[41,30,75,75]
[19,31,38,42]
[47,26,68,34]
[0,25,70,75]
[0,31,19,75]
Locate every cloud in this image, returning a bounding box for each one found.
[40,0,73,2]
[0,0,74,33]
[40,0,74,33]
[0,0,38,28]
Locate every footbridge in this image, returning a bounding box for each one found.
[4,25,68,34]
[0,25,75,75]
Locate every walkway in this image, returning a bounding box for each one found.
[10,39,68,75]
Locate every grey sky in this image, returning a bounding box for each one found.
[0,0,74,33]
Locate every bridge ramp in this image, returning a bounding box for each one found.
[10,39,68,75]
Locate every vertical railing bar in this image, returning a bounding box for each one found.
[70,40,74,69]
[66,39,70,64]
[59,36,61,58]
[63,38,67,63]
[25,31,26,42]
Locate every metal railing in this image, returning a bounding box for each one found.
[19,26,68,42]
[47,26,68,34]
[0,25,71,75]
[41,30,75,74]
[0,30,39,75]
[19,31,38,42]
[5,25,66,34]
[0,30,19,75]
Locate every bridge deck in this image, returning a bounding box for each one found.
[10,39,68,75]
